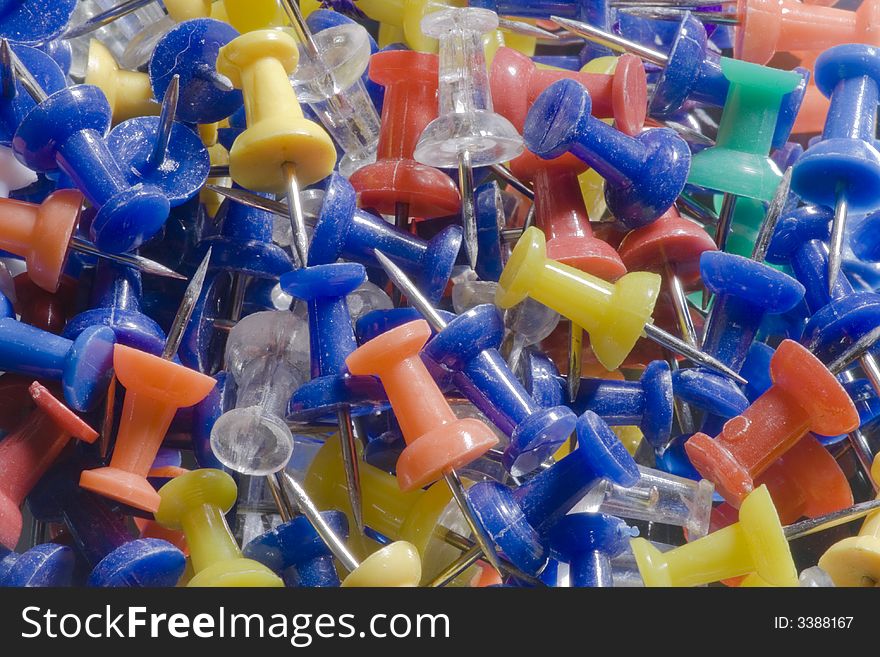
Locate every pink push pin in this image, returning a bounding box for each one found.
[685,339,859,506]
[0,382,98,549]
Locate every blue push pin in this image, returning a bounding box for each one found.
[0,42,67,146]
[0,0,76,44]
[523,78,690,229]
[29,459,186,588]
[474,181,505,283]
[548,512,636,587]
[308,173,462,303]
[62,260,167,355]
[767,204,880,391]
[243,511,349,587]
[673,250,804,430]
[421,303,578,477]
[467,411,639,575]
[0,317,115,411]
[568,360,674,451]
[12,75,170,255]
[792,44,880,297]
[283,262,388,532]
[372,250,577,476]
[0,543,75,587]
[108,74,210,208]
[149,17,242,125]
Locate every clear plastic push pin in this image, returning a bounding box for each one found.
[414,7,524,270]
[210,310,310,478]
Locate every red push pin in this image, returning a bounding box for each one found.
[13,272,77,334]
[349,50,461,231]
[0,381,98,549]
[346,320,498,491]
[618,205,717,346]
[508,150,626,281]
[685,339,859,506]
[490,48,648,136]
[0,373,41,432]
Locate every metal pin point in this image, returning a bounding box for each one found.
[643,323,748,385]
[784,499,880,541]
[68,237,187,280]
[458,149,479,270]
[265,472,293,522]
[335,405,365,534]
[549,16,669,66]
[63,0,156,41]
[147,74,179,171]
[0,39,15,101]
[828,184,848,297]
[490,164,535,201]
[4,38,48,103]
[567,322,583,403]
[497,17,562,40]
[826,324,880,376]
[207,184,311,224]
[372,249,507,575]
[282,162,310,267]
[838,370,879,493]
[751,168,792,264]
[616,6,740,24]
[278,470,362,573]
[162,247,211,360]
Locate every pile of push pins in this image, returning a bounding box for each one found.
[2,0,880,590]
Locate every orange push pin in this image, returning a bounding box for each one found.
[79,251,217,513]
[155,469,283,587]
[685,339,859,507]
[346,320,498,492]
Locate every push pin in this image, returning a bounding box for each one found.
[414,7,524,268]
[79,251,217,513]
[29,456,187,587]
[549,513,637,587]
[348,50,461,229]
[215,29,336,269]
[346,316,511,573]
[524,78,690,229]
[244,512,350,587]
[792,44,880,296]
[819,455,880,587]
[286,8,381,177]
[148,17,243,125]
[496,226,745,380]
[490,47,647,136]
[631,484,798,586]
[208,310,309,483]
[284,263,391,533]
[0,0,75,44]
[467,411,639,575]
[685,339,859,506]
[374,250,579,476]
[0,543,74,587]
[155,469,283,586]
[0,383,98,549]
[107,74,210,208]
[62,261,167,355]
[10,50,171,255]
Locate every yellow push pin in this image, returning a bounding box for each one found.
[155,469,284,587]
[341,541,422,587]
[497,227,745,382]
[221,0,289,33]
[631,485,798,587]
[216,29,337,266]
[819,455,880,587]
[85,39,159,124]
[354,0,448,52]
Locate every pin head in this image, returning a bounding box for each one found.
[700,251,806,315]
[87,537,187,587]
[149,18,244,125]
